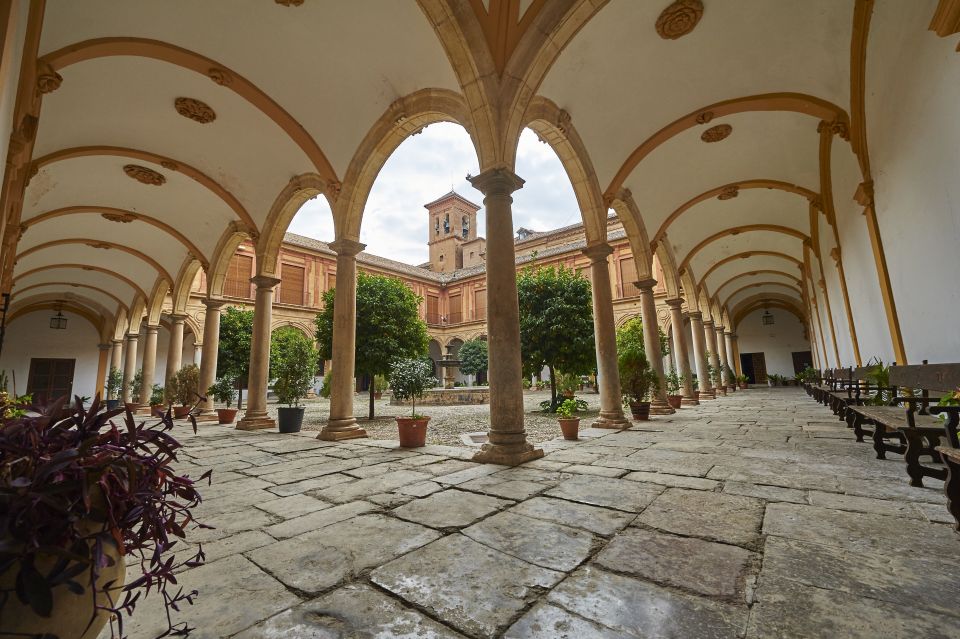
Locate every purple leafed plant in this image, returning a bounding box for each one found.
[0,394,212,638]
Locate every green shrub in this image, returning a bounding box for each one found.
[390,358,437,419]
[271,331,319,407]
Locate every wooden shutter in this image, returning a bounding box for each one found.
[448,293,462,324]
[427,295,440,324]
[224,254,253,298]
[619,257,639,298]
[474,289,487,320]
[279,263,305,305]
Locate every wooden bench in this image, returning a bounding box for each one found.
[810,368,842,407]
[846,363,959,488]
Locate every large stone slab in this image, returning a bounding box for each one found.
[623,470,720,490]
[547,566,748,638]
[545,475,663,512]
[504,603,632,639]
[594,527,756,601]
[721,481,807,504]
[392,489,511,529]
[266,472,354,497]
[371,534,564,638]
[458,475,551,500]
[264,500,376,539]
[463,510,595,571]
[233,583,465,638]
[636,488,765,548]
[806,490,924,519]
[313,469,433,503]
[509,496,634,536]
[189,507,276,543]
[256,493,331,519]
[249,514,440,594]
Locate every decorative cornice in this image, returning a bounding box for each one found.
[328,238,365,258]
[807,194,824,211]
[123,164,165,186]
[829,247,842,266]
[701,124,732,143]
[556,109,572,136]
[854,180,874,208]
[174,97,216,124]
[467,168,524,197]
[655,0,704,40]
[717,185,739,200]
[582,243,613,262]
[326,179,342,201]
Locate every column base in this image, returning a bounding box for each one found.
[236,416,276,430]
[649,399,676,415]
[317,417,368,441]
[472,442,544,466]
[592,410,631,429]
[680,397,700,406]
[699,390,717,400]
[195,410,219,423]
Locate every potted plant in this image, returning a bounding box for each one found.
[556,397,580,440]
[0,394,210,639]
[149,383,164,416]
[208,376,238,424]
[390,358,437,447]
[167,364,200,419]
[665,368,683,409]
[708,361,725,396]
[737,374,750,389]
[373,374,388,400]
[690,373,700,400]
[125,370,143,411]
[617,318,658,420]
[104,367,122,411]
[270,330,318,433]
[557,372,579,399]
[725,365,736,390]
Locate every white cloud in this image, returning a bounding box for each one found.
[286,123,581,264]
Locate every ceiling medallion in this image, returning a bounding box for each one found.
[717,185,739,200]
[695,110,714,124]
[655,0,704,40]
[123,164,166,186]
[701,124,732,143]
[102,212,137,223]
[174,97,216,124]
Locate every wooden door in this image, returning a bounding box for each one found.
[751,353,767,383]
[27,358,75,405]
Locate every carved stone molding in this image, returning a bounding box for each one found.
[275,0,304,5]
[85,241,112,250]
[326,180,342,200]
[854,180,874,208]
[829,247,842,265]
[818,118,849,141]
[102,212,137,223]
[175,97,216,124]
[695,110,714,124]
[701,124,732,143]
[160,160,179,171]
[556,109,572,136]
[123,164,166,186]
[208,68,233,86]
[37,64,63,94]
[655,0,704,40]
[807,194,824,211]
[717,185,739,200]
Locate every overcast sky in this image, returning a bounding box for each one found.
[287,123,583,264]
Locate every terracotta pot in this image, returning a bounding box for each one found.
[718,387,727,396]
[692,391,700,400]
[629,401,650,421]
[667,394,683,409]
[396,416,429,448]
[173,405,192,419]
[558,417,580,440]
[217,408,238,424]
[124,402,138,412]
[1,532,125,639]
[562,391,575,399]
[739,383,749,390]
[374,391,383,400]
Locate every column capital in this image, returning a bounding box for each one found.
[97,342,112,351]
[145,324,161,334]
[702,319,714,328]
[328,238,365,257]
[112,337,124,345]
[581,242,613,262]
[685,310,702,320]
[729,333,738,339]
[634,278,658,291]
[250,274,282,289]
[126,332,140,340]
[664,297,684,309]
[169,312,189,322]
[468,167,524,197]
[202,297,227,310]
[723,329,733,336]
[715,324,725,332]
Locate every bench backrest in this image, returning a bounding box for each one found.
[889,363,960,393]
[852,366,875,381]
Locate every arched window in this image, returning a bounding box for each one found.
[462,215,469,239]
[443,213,450,233]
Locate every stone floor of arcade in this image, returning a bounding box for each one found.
[105,388,960,639]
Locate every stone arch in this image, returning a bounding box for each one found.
[7,299,110,342]
[734,301,807,330]
[678,226,809,273]
[655,241,682,299]
[113,307,129,341]
[145,277,170,326]
[257,173,337,277]
[606,190,653,279]
[128,295,147,334]
[10,281,128,313]
[700,251,803,284]
[680,270,701,313]
[714,270,803,302]
[16,239,174,285]
[270,321,314,340]
[207,223,254,299]
[39,38,337,183]
[337,88,476,241]
[13,264,149,301]
[171,257,203,315]
[722,282,803,308]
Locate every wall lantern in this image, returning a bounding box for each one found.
[761,310,774,326]
[49,304,68,330]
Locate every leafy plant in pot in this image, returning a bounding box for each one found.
[616,318,658,420]
[390,358,437,448]
[270,329,318,433]
[556,398,580,440]
[0,394,211,639]
[125,370,143,412]
[736,374,750,389]
[373,374,388,400]
[207,376,238,424]
[149,383,165,416]
[105,367,122,411]
[664,368,683,409]
[166,364,200,419]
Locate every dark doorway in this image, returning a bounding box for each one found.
[740,352,767,384]
[791,351,813,373]
[27,358,75,405]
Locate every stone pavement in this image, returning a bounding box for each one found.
[106,388,960,638]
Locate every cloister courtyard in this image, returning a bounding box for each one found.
[99,388,960,639]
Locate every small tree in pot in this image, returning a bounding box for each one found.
[665,368,683,409]
[617,318,659,420]
[149,383,165,416]
[270,329,318,433]
[105,367,122,410]
[166,364,200,419]
[556,398,580,440]
[390,358,437,448]
[207,375,238,424]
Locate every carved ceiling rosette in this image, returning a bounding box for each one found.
[655,0,704,40]
[717,185,739,200]
[174,97,216,124]
[123,164,166,186]
[701,124,732,143]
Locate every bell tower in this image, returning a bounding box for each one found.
[424,191,482,272]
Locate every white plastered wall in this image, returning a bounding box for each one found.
[817,213,855,366]
[736,308,811,378]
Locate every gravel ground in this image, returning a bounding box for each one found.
[257,389,602,446]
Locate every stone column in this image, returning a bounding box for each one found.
[110,338,123,377]
[636,279,674,415]
[469,167,542,464]
[193,342,203,366]
[724,331,737,385]
[237,275,280,431]
[95,343,111,400]
[165,313,186,385]
[121,333,138,404]
[318,239,368,441]
[197,299,225,422]
[666,299,698,406]
[704,320,722,395]
[138,325,160,408]
[730,333,742,377]
[715,325,732,391]
[687,312,713,399]
[583,243,629,429]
